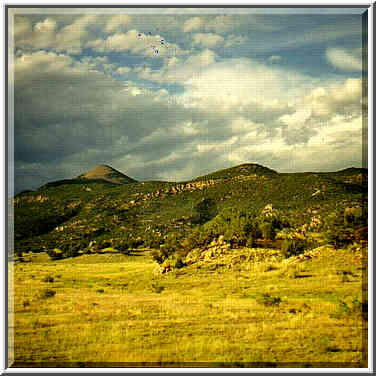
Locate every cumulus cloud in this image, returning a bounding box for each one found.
[192,33,224,48]
[224,34,248,48]
[182,17,204,32]
[115,66,132,75]
[105,14,132,33]
[14,14,184,57]
[326,47,362,71]
[177,58,314,111]
[304,78,363,119]
[87,29,188,57]
[136,49,217,83]
[14,14,100,54]
[205,15,234,34]
[34,17,57,33]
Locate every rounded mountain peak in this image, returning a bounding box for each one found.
[79,165,137,185]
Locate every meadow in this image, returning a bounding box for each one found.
[10,244,367,368]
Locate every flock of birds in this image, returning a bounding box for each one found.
[137,30,167,55]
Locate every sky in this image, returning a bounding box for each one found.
[9,7,368,194]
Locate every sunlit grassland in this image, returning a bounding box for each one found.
[10,247,367,367]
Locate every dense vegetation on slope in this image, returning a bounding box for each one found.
[12,163,367,260]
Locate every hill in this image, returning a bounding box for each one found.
[78,164,137,185]
[192,163,278,181]
[12,163,367,257]
[40,165,137,190]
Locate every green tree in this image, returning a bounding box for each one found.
[193,198,218,224]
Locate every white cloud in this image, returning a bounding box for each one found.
[178,58,313,112]
[182,17,204,32]
[55,14,100,54]
[326,47,362,71]
[115,66,132,75]
[14,16,57,50]
[205,15,234,34]
[224,34,248,48]
[87,29,188,57]
[14,15,101,54]
[304,77,362,119]
[136,49,217,83]
[34,18,57,32]
[80,55,117,74]
[192,33,224,48]
[105,14,132,33]
[280,108,311,130]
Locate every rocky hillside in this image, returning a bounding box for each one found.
[12,163,367,257]
[193,163,278,181]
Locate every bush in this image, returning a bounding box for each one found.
[47,248,64,260]
[151,233,183,265]
[256,293,281,307]
[39,288,56,299]
[42,275,54,283]
[260,222,275,240]
[281,239,307,258]
[324,208,366,248]
[174,257,185,269]
[257,204,289,240]
[325,226,354,249]
[144,233,162,249]
[193,198,218,224]
[151,250,164,264]
[246,235,255,248]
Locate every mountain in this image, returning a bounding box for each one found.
[13,163,367,255]
[193,163,278,181]
[78,165,137,185]
[39,165,137,189]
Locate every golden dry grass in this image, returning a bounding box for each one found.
[9,246,367,368]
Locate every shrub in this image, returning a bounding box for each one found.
[260,222,275,240]
[193,198,218,224]
[246,235,255,248]
[144,233,162,249]
[151,282,165,294]
[324,207,367,248]
[151,232,183,265]
[39,288,56,299]
[42,275,54,283]
[257,205,289,240]
[324,211,355,248]
[331,297,368,321]
[174,257,185,269]
[256,293,281,307]
[114,240,130,255]
[281,238,307,258]
[47,248,64,260]
[151,250,164,264]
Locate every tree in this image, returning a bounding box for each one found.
[193,198,218,224]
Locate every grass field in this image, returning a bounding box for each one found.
[9,246,367,368]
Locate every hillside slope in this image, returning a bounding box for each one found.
[13,163,367,255]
